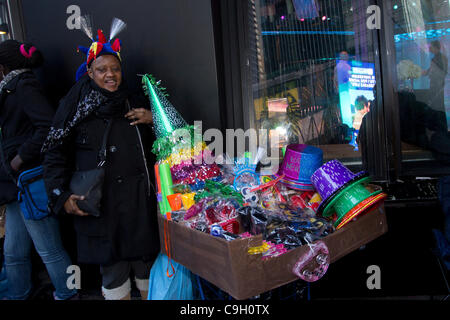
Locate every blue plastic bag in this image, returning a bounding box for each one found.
[148,253,194,300]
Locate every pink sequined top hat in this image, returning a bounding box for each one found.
[311,159,367,215]
[274,144,323,191]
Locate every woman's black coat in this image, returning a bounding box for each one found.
[43,92,160,266]
[0,71,54,205]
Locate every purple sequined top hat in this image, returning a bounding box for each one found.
[311,159,366,213]
[274,144,323,191]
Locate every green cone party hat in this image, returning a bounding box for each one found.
[142,74,188,139]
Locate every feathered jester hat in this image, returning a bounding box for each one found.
[75,16,127,81]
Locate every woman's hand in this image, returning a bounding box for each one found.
[64,194,89,216]
[125,108,153,126]
[10,155,24,172]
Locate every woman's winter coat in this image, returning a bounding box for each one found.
[43,78,160,266]
[0,71,54,205]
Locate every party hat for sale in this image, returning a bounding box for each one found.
[141,74,204,162]
[142,74,188,139]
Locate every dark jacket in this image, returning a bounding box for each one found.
[0,71,54,205]
[43,92,160,266]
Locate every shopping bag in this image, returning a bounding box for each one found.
[147,253,194,300]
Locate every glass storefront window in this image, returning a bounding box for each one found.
[246,0,382,168]
[390,0,450,168]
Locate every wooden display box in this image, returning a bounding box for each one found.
[158,205,388,300]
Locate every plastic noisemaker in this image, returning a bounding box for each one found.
[167,193,182,211]
[292,241,330,282]
[181,192,196,210]
[159,163,174,215]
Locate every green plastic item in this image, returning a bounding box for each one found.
[159,163,174,215]
[194,180,244,205]
[322,177,382,225]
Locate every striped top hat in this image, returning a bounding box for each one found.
[274,144,323,191]
[311,160,386,228]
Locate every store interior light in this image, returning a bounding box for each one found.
[0,23,8,35]
[275,126,287,136]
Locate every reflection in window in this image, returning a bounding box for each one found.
[0,0,10,42]
[392,0,450,165]
[247,0,381,166]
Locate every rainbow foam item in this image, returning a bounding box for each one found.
[274,144,323,191]
[154,164,165,213]
[159,163,174,215]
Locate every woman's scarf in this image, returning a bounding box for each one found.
[0,68,31,93]
[41,74,129,152]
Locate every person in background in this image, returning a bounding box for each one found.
[422,40,448,114]
[349,95,370,150]
[0,40,77,300]
[334,51,351,93]
[352,95,370,131]
[42,29,160,300]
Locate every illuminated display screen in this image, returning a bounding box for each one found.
[336,60,376,129]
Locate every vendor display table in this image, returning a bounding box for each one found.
[157,205,388,300]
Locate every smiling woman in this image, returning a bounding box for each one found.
[88,55,122,92]
[42,22,160,301]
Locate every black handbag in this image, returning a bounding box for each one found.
[69,119,113,217]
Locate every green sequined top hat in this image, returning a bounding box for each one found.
[311,160,382,223]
